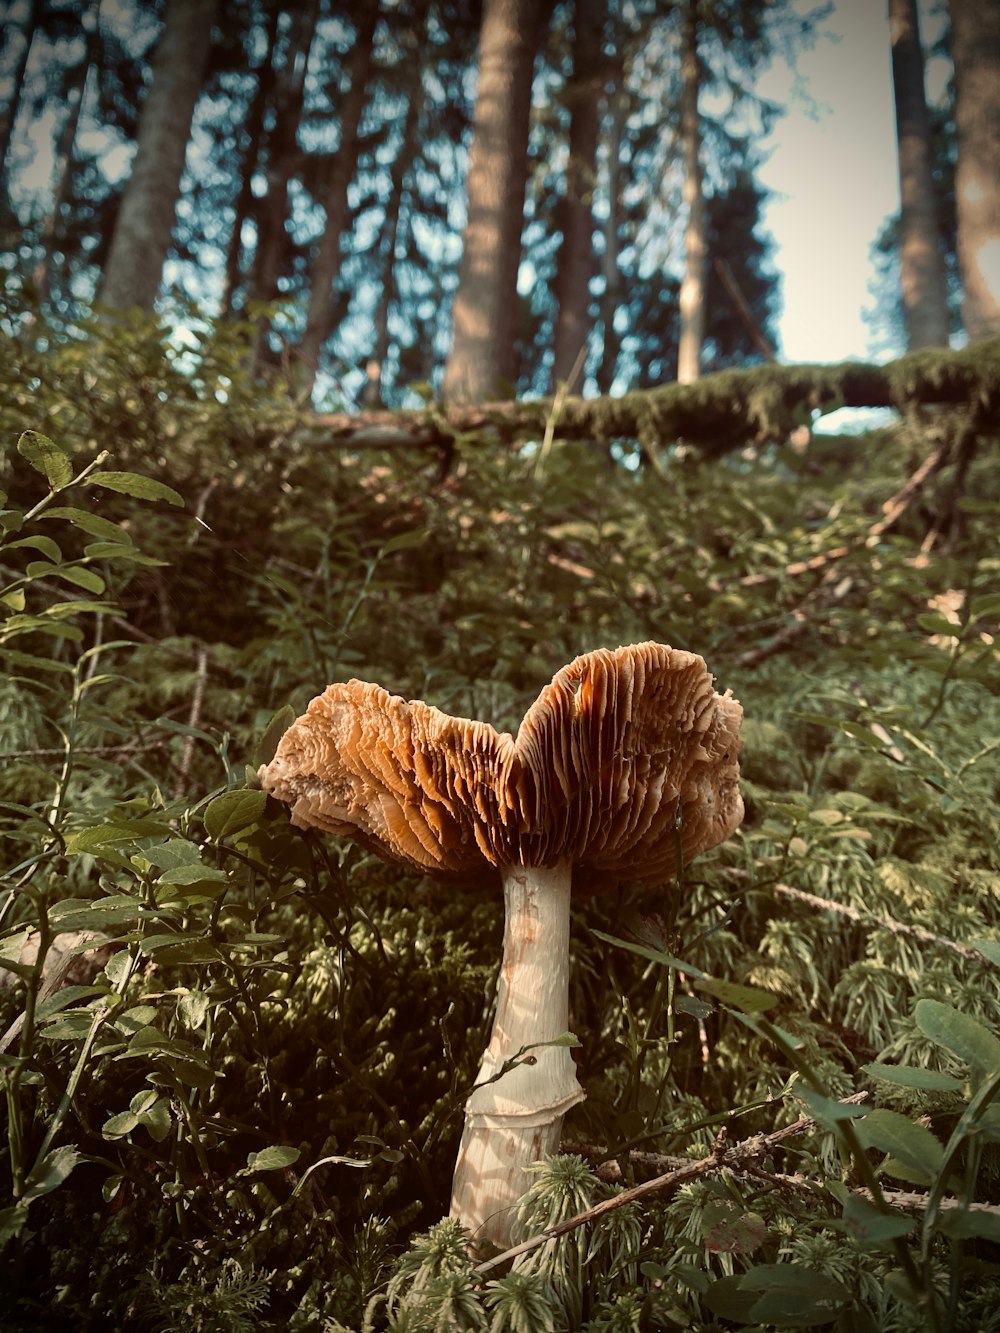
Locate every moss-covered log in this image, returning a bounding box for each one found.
[304,338,1000,456]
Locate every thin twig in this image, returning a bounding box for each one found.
[733,575,854,669]
[475,1095,869,1276]
[565,1143,1000,1217]
[173,644,210,800]
[729,871,993,964]
[2,745,147,759]
[739,440,949,589]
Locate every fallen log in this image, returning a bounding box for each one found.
[300,339,1000,458]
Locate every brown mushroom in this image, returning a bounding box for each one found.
[259,642,743,1248]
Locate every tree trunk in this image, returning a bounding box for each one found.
[362,8,428,409]
[677,0,706,385]
[32,0,99,304]
[551,0,603,391]
[220,1,281,318]
[248,0,321,311]
[0,0,42,189]
[299,0,381,392]
[443,0,545,404]
[889,0,950,349]
[596,87,627,396]
[949,0,1000,341]
[98,0,217,312]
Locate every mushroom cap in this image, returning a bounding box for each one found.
[259,642,743,891]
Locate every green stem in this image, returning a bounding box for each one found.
[32,996,115,1169]
[18,450,111,528]
[8,900,52,1199]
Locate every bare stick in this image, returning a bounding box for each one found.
[727,870,992,965]
[738,439,949,589]
[173,644,209,800]
[475,1095,869,1275]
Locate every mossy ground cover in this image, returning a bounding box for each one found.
[0,311,998,1330]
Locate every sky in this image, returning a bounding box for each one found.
[757,1,910,365]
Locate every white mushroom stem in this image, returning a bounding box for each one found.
[450,861,585,1249]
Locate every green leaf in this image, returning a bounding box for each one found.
[695,976,777,1014]
[856,1108,944,1182]
[40,506,134,543]
[84,542,162,564]
[590,930,776,1011]
[701,1201,767,1254]
[917,612,961,637]
[37,985,108,1021]
[0,646,72,672]
[970,593,1000,621]
[102,1110,141,1139]
[837,1194,915,1247]
[914,999,1000,1077]
[178,991,210,1030]
[0,589,26,611]
[862,1062,964,1092]
[38,564,107,594]
[88,472,184,506]
[706,1266,851,1328]
[143,839,202,870]
[141,1098,173,1142]
[138,936,223,965]
[797,1086,871,1125]
[970,938,1000,968]
[0,1204,30,1247]
[936,1207,1000,1244]
[246,1145,300,1173]
[380,528,426,556]
[254,705,295,769]
[23,1145,80,1201]
[66,819,173,855]
[204,789,267,841]
[48,897,142,933]
[6,534,63,561]
[18,432,73,490]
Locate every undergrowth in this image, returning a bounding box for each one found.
[0,307,998,1329]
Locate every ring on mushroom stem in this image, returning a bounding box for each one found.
[258,641,744,1250]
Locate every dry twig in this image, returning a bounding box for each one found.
[475,1095,869,1275]
[728,870,994,965]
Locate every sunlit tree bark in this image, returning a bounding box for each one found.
[949,0,1000,341]
[443,0,545,403]
[551,0,604,391]
[677,0,706,384]
[99,0,217,312]
[889,0,950,348]
[299,0,380,391]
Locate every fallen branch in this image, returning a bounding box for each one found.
[301,340,1000,458]
[729,871,993,965]
[565,1142,1000,1217]
[733,573,855,669]
[475,1095,869,1275]
[738,439,950,588]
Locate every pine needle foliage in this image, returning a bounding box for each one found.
[0,306,998,1328]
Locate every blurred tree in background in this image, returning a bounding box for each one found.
[0,0,803,404]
